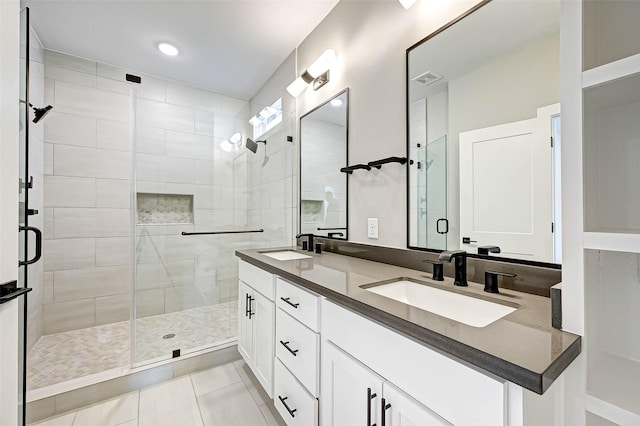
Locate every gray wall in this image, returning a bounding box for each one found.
[294,0,487,247]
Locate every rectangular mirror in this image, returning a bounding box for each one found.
[407,0,561,265]
[300,89,349,239]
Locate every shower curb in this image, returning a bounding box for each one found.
[26,344,239,423]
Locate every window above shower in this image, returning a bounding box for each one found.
[250,97,282,139]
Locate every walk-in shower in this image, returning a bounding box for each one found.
[23,44,294,417]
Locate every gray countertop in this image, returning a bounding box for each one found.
[236,247,581,395]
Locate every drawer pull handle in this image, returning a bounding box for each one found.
[381,398,391,426]
[367,387,377,426]
[278,395,297,418]
[245,293,250,317]
[280,297,300,309]
[279,340,299,356]
[248,296,254,319]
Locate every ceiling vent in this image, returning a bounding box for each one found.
[412,70,443,86]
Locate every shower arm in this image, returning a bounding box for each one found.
[181,229,264,236]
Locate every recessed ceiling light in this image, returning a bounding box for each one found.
[158,42,179,57]
[330,99,343,107]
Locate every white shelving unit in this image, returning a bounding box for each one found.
[564,1,640,424]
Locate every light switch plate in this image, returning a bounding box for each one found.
[368,218,379,239]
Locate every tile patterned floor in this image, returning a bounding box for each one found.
[29,359,287,426]
[27,302,238,390]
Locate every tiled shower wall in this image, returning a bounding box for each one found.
[41,50,250,335]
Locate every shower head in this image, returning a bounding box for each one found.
[30,104,53,123]
[245,138,266,153]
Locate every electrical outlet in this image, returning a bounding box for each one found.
[368,218,379,239]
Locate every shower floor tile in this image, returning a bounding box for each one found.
[27,301,238,391]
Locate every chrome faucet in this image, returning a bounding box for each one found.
[438,250,468,287]
[296,233,314,252]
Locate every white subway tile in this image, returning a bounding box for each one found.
[44,143,54,175]
[44,50,97,75]
[136,153,165,182]
[53,265,130,302]
[43,299,95,334]
[97,179,131,208]
[137,98,194,133]
[43,272,54,304]
[97,63,166,101]
[135,288,165,318]
[218,95,249,116]
[195,111,214,136]
[96,237,131,267]
[44,208,54,239]
[165,82,218,112]
[95,293,130,325]
[165,131,214,160]
[44,112,97,147]
[194,160,214,185]
[53,208,130,238]
[45,64,97,87]
[54,145,131,179]
[97,120,131,152]
[43,238,96,272]
[136,126,165,154]
[193,186,216,209]
[54,81,131,123]
[164,156,196,184]
[96,76,132,95]
[44,175,96,207]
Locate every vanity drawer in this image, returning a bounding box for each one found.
[276,308,319,395]
[239,260,274,301]
[276,277,319,331]
[274,358,318,426]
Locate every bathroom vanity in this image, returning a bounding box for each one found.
[235,246,580,426]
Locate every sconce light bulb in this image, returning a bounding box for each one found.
[249,116,261,126]
[287,76,309,97]
[307,49,337,78]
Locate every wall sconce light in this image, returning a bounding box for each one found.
[286,49,337,97]
[399,0,418,9]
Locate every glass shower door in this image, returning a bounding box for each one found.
[131,88,264,365]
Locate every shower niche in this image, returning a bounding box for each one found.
[136,193,194,225]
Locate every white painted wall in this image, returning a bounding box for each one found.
[0,0,21,423]
[293,0,484,247]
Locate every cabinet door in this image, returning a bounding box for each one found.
[238,281,253,364]
[382,382,452,426]
[321,341,383,426]
[252,289,275,398]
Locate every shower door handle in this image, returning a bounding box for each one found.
[18,226,42,266]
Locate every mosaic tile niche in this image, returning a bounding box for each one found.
[137,193,194,224]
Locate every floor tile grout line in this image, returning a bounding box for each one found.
[188,373,206,425]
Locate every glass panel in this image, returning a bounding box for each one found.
[423,136,447,250]
[132,83,290,365]
[18,8,29,426]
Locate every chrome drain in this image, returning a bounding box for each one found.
[162,333,176,339]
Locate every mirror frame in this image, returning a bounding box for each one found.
[404,0,561,269]
[299,88,349,241]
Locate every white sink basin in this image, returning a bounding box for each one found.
[260,250,312,261]
[364,279,516,327]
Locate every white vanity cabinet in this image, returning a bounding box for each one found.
[322,340,450,426]
[321,299,506,426]
[273,278,321,425]
[238,261,275,397]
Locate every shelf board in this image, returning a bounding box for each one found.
[587,352,640,422]
[583,52,640,89]
[583,231,640,253]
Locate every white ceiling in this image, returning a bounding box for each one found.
[23,0,340,100]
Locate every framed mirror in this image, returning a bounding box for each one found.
[406,0,561,265]
[300,89,349,239]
